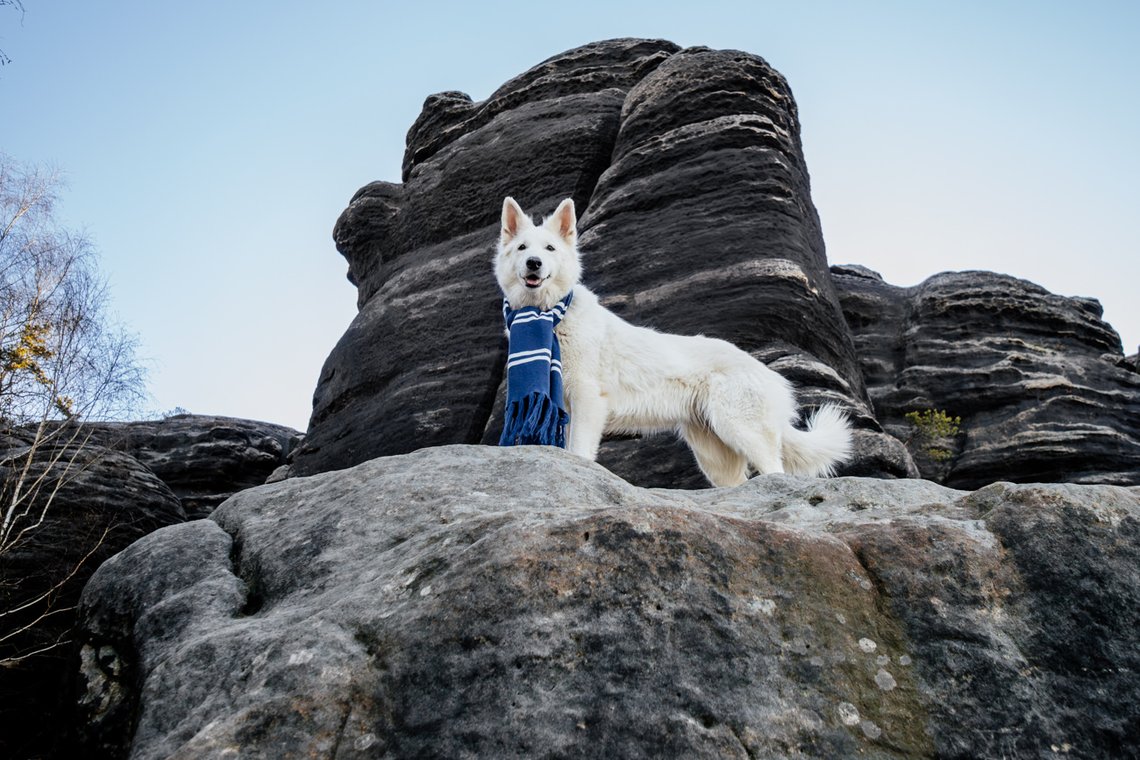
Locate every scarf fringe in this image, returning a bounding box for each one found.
[499,391,567,447]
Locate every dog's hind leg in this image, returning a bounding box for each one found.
[702,410,784,476]
[699,367,798,476]
[701,376,789,476]
[681,422,748,487]
[709,417,785,475]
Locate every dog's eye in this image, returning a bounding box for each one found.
[518,243,527,251]
[545,244,555,251]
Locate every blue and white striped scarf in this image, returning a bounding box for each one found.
[499,291,574,447]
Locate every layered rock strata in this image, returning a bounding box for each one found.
[82,414,301,518]
[832,265,1140,487]
[303,37,1140,490]
[296,38,912,483]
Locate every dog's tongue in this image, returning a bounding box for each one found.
[525,274,542,286]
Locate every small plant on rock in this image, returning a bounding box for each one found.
[904,408,962,461]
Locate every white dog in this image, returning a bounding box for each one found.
[495,196,853,487]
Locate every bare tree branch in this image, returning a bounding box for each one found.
[0,1,27,68]
[0,154,147,673]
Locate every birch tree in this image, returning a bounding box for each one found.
[0,154,145,665]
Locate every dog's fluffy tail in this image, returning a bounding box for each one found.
[781,404,853,477]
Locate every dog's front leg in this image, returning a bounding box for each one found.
[567,389,606,461]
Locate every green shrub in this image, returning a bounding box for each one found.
[904,409,962,461]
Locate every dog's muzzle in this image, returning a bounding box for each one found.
[523,257,546,288]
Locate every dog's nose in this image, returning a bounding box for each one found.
[525,257,542,272]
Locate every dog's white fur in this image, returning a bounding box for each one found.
[495,196,853,486]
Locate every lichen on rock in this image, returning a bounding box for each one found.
[76,445,1140,758]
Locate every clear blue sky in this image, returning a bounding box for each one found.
[4,1,1138,431]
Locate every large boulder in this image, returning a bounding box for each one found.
[80,414,302,519]
[77,445,1140,759]
[0,436,185,760]
[832,265,1140,487]
[294,38,912,484]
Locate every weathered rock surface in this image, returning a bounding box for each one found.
[78,445,1140,759]
[0,437,185,760]
[80,414,302,519]
[1,415,296,758]
[301,37,1140,493]
[296,38,911,483]
[832,265,1140,487]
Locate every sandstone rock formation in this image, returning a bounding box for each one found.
[0,415,298,758]
[295,38,913,484]
[77,445,1140,759]
[832,265,1140,487]
[81,414,302,519]
[60,35,1140,760]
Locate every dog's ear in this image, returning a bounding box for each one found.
[501,197,530,243]
[547,198,577,244]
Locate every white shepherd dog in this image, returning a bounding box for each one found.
[495,196,853,486]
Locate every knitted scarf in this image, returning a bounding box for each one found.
[499,291,574,447]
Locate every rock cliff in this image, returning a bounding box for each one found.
[298,37,1139,490]
[77,445,1140,759]
[294,38,913,485]
[832,266,1140,487]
